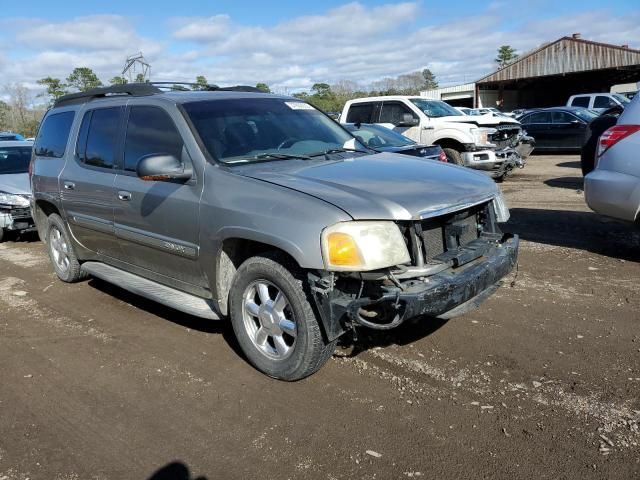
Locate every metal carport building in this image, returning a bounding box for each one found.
[475,34,640,110]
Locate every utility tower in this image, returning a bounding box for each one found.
[122,52,151,82]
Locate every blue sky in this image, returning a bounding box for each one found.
[1,0,639,95]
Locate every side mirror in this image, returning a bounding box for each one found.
[397,114,419,127]
[136,154,192,181]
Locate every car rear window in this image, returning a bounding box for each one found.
[34,111,75,158]
[0,146,33,174]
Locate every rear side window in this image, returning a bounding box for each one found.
[346,103,374,123]
[526,112,552,124]
[77,107,121,169]
[552,112,576,123]
[380,102,416,125]
[594,96,616,109]
[34,111,75,158]
[124,106,184,172]
[570,96,589,108]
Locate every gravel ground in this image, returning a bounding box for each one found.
[0,154,638,480]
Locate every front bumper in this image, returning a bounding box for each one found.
[0,208,36,233]
[311,234,519,340]
[463,148,526,179]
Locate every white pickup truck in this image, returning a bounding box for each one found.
[341,96,534,180]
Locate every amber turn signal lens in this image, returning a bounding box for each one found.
[327,232,363,267]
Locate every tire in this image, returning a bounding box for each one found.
[0,228,4,243]
[228,253,336,381]
[580,141,596,176]
[46,214,87,283]
[443,148,463,166]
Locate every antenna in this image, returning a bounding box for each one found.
[122,52,151,82]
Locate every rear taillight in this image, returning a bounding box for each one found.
[597,125,640,157]
[438,150,447,162]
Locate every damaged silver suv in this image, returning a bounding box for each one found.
[31,84,518,380]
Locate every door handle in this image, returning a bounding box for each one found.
[63,181,75,190]
[118,191,132,201]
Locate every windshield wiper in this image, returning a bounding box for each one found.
[308,148,370,159]
[226,153,311,164]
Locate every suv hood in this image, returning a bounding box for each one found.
[0,173,30,195]
[233,152,498,220]
[436,114,520,127]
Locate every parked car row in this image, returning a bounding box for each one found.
[340,96,533,181]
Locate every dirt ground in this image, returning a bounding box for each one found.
[0,155,639,480]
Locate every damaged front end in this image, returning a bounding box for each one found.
[308,199,519,341]
[0,194,36,239]
[489,126,535,179]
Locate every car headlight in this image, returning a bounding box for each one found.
[321,221,411,271]
[470,127,496,146]
[0,192,30,207]
[492,191,510,223]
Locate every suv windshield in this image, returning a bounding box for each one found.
[409,99,462,118]
[613,93,631,105]
[0,146,32,174]
[344,123,415,148]
[183,98,362,163]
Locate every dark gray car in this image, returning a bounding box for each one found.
[31,84,518,380]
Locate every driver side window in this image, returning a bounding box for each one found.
[124,106,184,172]
[379,102,417,125]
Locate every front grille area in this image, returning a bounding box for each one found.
[489,125,522,150]
[9,207,32,219]
[402,202,497,266]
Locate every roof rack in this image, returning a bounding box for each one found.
[54,84,162,107]
[54,82,268,107]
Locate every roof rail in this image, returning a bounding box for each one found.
[54,83,162,107]
[53,82,268,107]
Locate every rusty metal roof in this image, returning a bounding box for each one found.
[477,37,640,84]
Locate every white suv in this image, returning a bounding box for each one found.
[567,93,630,113]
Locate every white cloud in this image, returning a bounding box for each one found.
[172,15,232,43]
[1,3,639,96]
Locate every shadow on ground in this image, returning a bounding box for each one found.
[336,316,449,357]
[544,177,584,190]
[507,208,640,262]
[147,462,207,480]
[86,277,244,357]
[557,161,581,169]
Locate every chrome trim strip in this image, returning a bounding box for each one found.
[114,223,198,259]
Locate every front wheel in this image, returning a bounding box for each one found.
[228,253,336,381]
[442,147,464,166]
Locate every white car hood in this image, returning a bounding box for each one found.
[436,114,520,127]
[0,173,31,195]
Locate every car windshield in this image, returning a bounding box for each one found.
[183,97,364,163]
[344,123,415,148]
[0,146,32,174]
[613,93,631,104]
[409,99,462,117]
[572,109,599,122]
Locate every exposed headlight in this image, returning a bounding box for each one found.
[321,221,411,272]
[492,191,510,223]
[470,127,497,147]
[0,192,30,207]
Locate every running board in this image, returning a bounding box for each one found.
[81,262,220,320]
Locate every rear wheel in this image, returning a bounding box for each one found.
[229,253,336,380]
[46,214,86,283]
[443,148,463,166]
